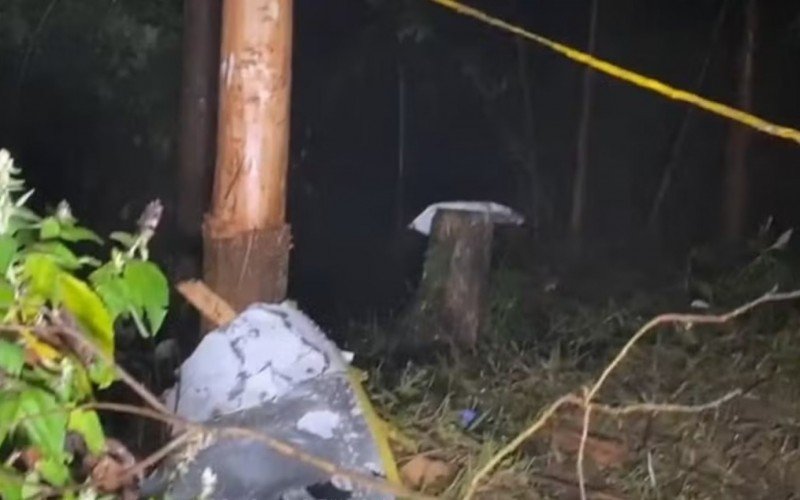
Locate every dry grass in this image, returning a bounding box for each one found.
[364,259,800,499]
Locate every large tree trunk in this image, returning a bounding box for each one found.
[203,0,293,313]
[176,0,221,280]
[403,209,494,354]
[568,0,599,255]
[722,0,757,243]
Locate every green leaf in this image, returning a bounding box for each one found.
[20,472,46,499]
[0,467,23,500]
[88,262,118,286]
[68,361,95,400]
[68,409,105,455]
[59,225,103,245]
[17,388,67,460]
[12,207,41,222]
[123,260,169,336]
[57,274,115,358]
[0,339,24,376]
[89,264,129,321]
[0,235,19,274]
[36,457,69,487]
[109,231,136,248]
[87,359,115,389]
[28,242,82,270]
[0,280,15,310]
[22,254,59,296]
[39,217,60,240]
[0,278,14,315]
[0,394,21,446]
[93,277,131,321]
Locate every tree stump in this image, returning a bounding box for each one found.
[402,208,494,353]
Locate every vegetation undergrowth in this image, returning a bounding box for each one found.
[362,228,800,499]
[0,149,169,499]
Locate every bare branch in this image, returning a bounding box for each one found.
[463,289,800,500]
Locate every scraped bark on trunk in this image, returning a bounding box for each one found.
[203,0,293,313]
[403,210,494,353]
[722,0,757,243]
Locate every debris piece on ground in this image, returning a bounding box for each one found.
[144,302,399,499]
[399,454,456,493]
[408,201,524,236]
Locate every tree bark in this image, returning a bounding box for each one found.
[403,209,494,353]
[176,0,221,279]
[568,0,599,254]
[722,0,757,243]
[203,0,293,312]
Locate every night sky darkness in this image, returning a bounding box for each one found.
[1,0,799,328]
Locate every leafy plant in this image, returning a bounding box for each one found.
[0,148,169,498]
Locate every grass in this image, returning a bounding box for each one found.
[359,241,800,499]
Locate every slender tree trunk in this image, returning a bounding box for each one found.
[647,0,728,234]
[568,0,599,253]
[176,0,221,280]
[722,0,757,243]
[203,0,293,313]
[395,61,406,232]
[515,36,544,233]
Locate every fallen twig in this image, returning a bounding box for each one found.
[2,323,432,500]
[463,289,800,500]
[1,322,169,415]
[576,289,800,500]
[88,402,432,499]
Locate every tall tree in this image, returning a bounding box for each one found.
[722,0,757,243]
[568,0,599,254]
[647,0,728,235]
[176,0,221,280]
[203,0,293,312]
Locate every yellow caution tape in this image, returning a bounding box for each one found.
[346,367,402,485]
[430,0,800,145]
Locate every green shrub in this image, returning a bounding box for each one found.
[0,148,168,499]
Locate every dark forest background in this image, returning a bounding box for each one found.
[1,0,799,331]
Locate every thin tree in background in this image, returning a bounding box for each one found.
[395,61,407,232]
[647,0,728,235]
[569,0,599,254]
[722,0,757,243]
[203,0,293,313]
[176,0,221,281]
[515,26,547,234]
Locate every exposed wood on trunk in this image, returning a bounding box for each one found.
[203,0,293,311]
[402,209,494,353]
[568,0,599,254]
[176,0,221,279]
[722,0,757,243]
[203,225,291,312]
